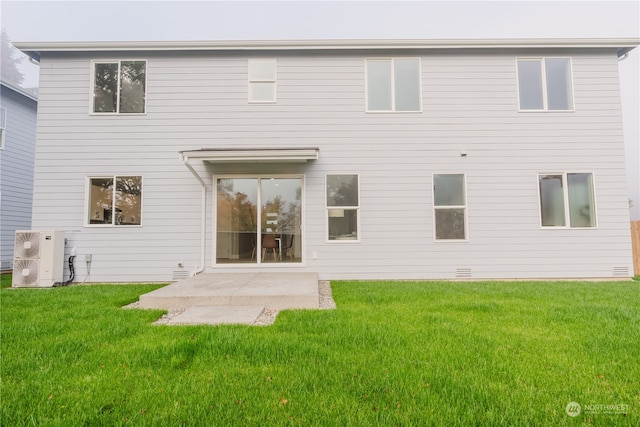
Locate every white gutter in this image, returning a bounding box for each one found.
[180,153,206,276]
[13,37,640,50]
[14,37,640,61]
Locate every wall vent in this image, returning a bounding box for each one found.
[612,266,630,277]
[455,268,472,278]
[172,269,190,281]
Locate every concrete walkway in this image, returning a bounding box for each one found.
[137,272,319,325]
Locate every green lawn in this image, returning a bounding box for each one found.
[1,277,639,426]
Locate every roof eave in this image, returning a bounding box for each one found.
[0,81,38,101]
[14,38,640,58]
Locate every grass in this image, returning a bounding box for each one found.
[1,275,639,426]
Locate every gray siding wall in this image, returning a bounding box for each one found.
[0,87,37,270]
[31,48,633,282]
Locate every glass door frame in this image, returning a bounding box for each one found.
[213,174,305,267]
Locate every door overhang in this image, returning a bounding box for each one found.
[180,147,319,164]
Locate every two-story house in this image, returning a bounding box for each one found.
[15,38,638,282]
[0,80,38,272]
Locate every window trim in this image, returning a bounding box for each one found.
[516,57,575,112]
[537,172,598,229]
[432,173,468,242]
[248,58,277,104]
[90,59,148,115]
[365,57,422,113]
[325,173,361,243]
[85,175,144,227]
[0,107,6,149]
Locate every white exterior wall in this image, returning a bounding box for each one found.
[0,86,37,270]
[31,48,633,282]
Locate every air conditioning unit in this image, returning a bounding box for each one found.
[12,230,65,288]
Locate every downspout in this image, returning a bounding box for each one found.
[180,153,206,275]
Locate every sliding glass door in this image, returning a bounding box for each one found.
[216,177,302,264]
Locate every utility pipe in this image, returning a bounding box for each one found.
[180,153,206,275]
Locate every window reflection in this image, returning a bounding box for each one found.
[88,176,142,226]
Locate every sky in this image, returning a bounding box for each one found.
[1,0,639,218]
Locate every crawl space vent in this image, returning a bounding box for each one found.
[172,269,189,281]
[455,268,472,278]
[612,266,629,277]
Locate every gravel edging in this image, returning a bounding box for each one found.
[253,280,336,326]
[124,280,336,326]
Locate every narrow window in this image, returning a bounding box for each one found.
[93,60,146,113]
[517,60,544,110]
[88,176,142,226]
[539,173,596,228]
[517,58,573,111]
[0,107,6,149]
[433,174,467,240]
[248,59,276,103]
[366,58,421,112]
[545,58,573,110]
[326,174,359,241]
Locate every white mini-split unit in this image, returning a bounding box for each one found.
[12,230,65,288]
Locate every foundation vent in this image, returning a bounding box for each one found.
[172,269,190,281]
[612,266,630,277]
[455,268,472,278]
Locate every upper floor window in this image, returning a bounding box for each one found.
[433,174,467,241]
[0,107,6,149]
[366,58,421,112]
[87,175,143,226]
[517,58,573,111]
[538,173,596,228]
[92,60,146,114]
[326,174,360,241]
[248,59,276,103]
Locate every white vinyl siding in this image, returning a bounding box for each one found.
[29,48,633,281]
[91,60,147,114]
[517,58,574,111]
[248,59,277,103]
[0,87,37,270]
[366,58,421,112]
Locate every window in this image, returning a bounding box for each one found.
[248,59,276,103]
[326,174,359,241]
[92,60,146,113]
[366,58,421,112]
[517,58,573,111]
[433,174,467,240]
[0,107,6,149]
[538,173,596,228]
[87,176,142,226]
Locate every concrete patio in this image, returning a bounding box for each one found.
[137,272,320,325]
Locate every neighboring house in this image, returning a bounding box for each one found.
[15,38,638,282]
[0,80,37,271]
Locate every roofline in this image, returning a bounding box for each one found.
[0,81,38,102]
[15,38,640,61]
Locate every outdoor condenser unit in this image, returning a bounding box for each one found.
[12,230,65,288]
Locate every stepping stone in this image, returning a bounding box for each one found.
[166,305,265,325]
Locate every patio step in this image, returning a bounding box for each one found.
[165,305,266,326]
[138,272,319,310]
